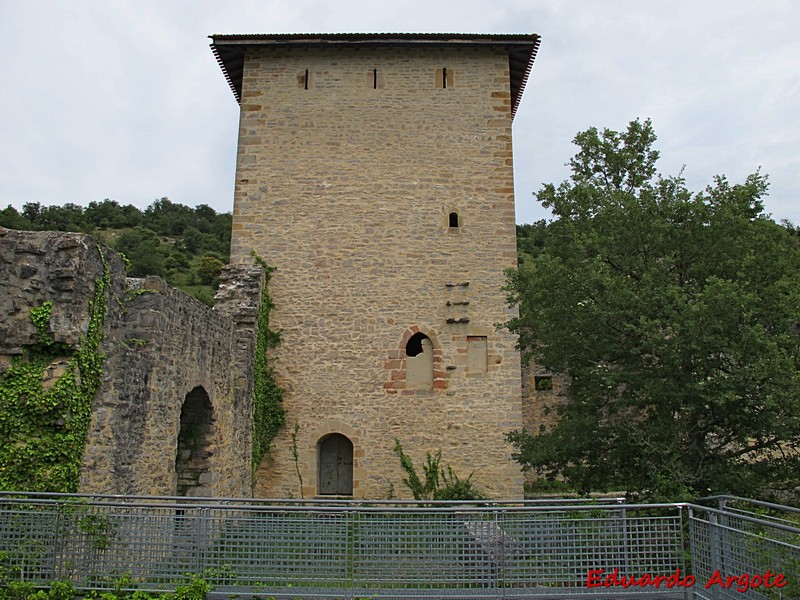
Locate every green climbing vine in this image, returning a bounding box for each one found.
[290,422,304,498]
[0,246,110,492]
[30,302,58,347]
[250,251,286,480]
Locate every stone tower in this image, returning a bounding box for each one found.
[211,33,540,499]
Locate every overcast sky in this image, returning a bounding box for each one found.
[1,0,798,225]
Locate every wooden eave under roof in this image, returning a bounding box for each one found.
[209,33,540,119]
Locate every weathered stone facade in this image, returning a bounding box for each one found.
[0,228,263,498]
[211,34,540,499]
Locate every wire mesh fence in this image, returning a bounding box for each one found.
[688,499,800,600]
[0,492,796,599]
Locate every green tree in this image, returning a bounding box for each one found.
[506,119,800,501]
[0,206,34,230]
[84,199,138,229]
[145,197,194,236]
[516,220,548,266]
[182,226,204,254]
[114,227,167,277]
[196,255,225,285]
[21,202,43,225]
[39,202,88,232]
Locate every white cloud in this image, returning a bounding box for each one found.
[1,0,798,224]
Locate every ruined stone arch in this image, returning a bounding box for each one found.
[405,332,434,390]
[383,325,445,393]
[175,386,216,497]
[398,325,441,354]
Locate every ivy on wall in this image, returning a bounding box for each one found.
[250,252,286,479]
[0,247,110,492]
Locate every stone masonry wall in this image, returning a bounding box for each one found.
[0,228,261,498]
[520,355,569,487]
[81,275,249,498]
[0,228,119,352]
[231,46,524,498]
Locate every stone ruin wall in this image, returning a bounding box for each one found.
[0,227,263,498]
[520,355,569,487]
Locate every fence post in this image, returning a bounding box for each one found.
[349,509,356,599]
[708,512,720,600]
[621,507,630,576]
[682,507,691,600]
[52,502,62,582]
[497,509,504,598]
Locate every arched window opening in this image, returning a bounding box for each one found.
[406,332,433,390]
[176,386,214,497]
[318,434,353,496]
[406,332,428,357]
[449,212,460,228]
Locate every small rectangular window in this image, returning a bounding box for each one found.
[534,376,553,391]
[467,336,487,373]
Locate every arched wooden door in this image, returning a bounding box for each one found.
[318,434,353,496]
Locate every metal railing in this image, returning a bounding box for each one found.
[688,497,800,600]
[0,492,797,599]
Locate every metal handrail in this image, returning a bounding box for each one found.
[697,494,800,514]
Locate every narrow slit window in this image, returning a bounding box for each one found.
[449,212,459,228]
[370,69,384,89]
[436,67,453,89]
[297,70,312,89]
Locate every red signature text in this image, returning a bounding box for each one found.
[586,568,788,593]
[587,568,695,589]
[704,569,786,593]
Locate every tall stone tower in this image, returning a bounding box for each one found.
[211,33,540,499]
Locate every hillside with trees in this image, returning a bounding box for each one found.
[0,198,230,305]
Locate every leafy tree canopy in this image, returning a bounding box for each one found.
[115,227,167,278]
[506,119,800,501]
[516,220,548,266]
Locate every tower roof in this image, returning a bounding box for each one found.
[209,33,540,118]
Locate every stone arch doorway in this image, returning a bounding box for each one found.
[175,386,215,497]
[318,433,353,496]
